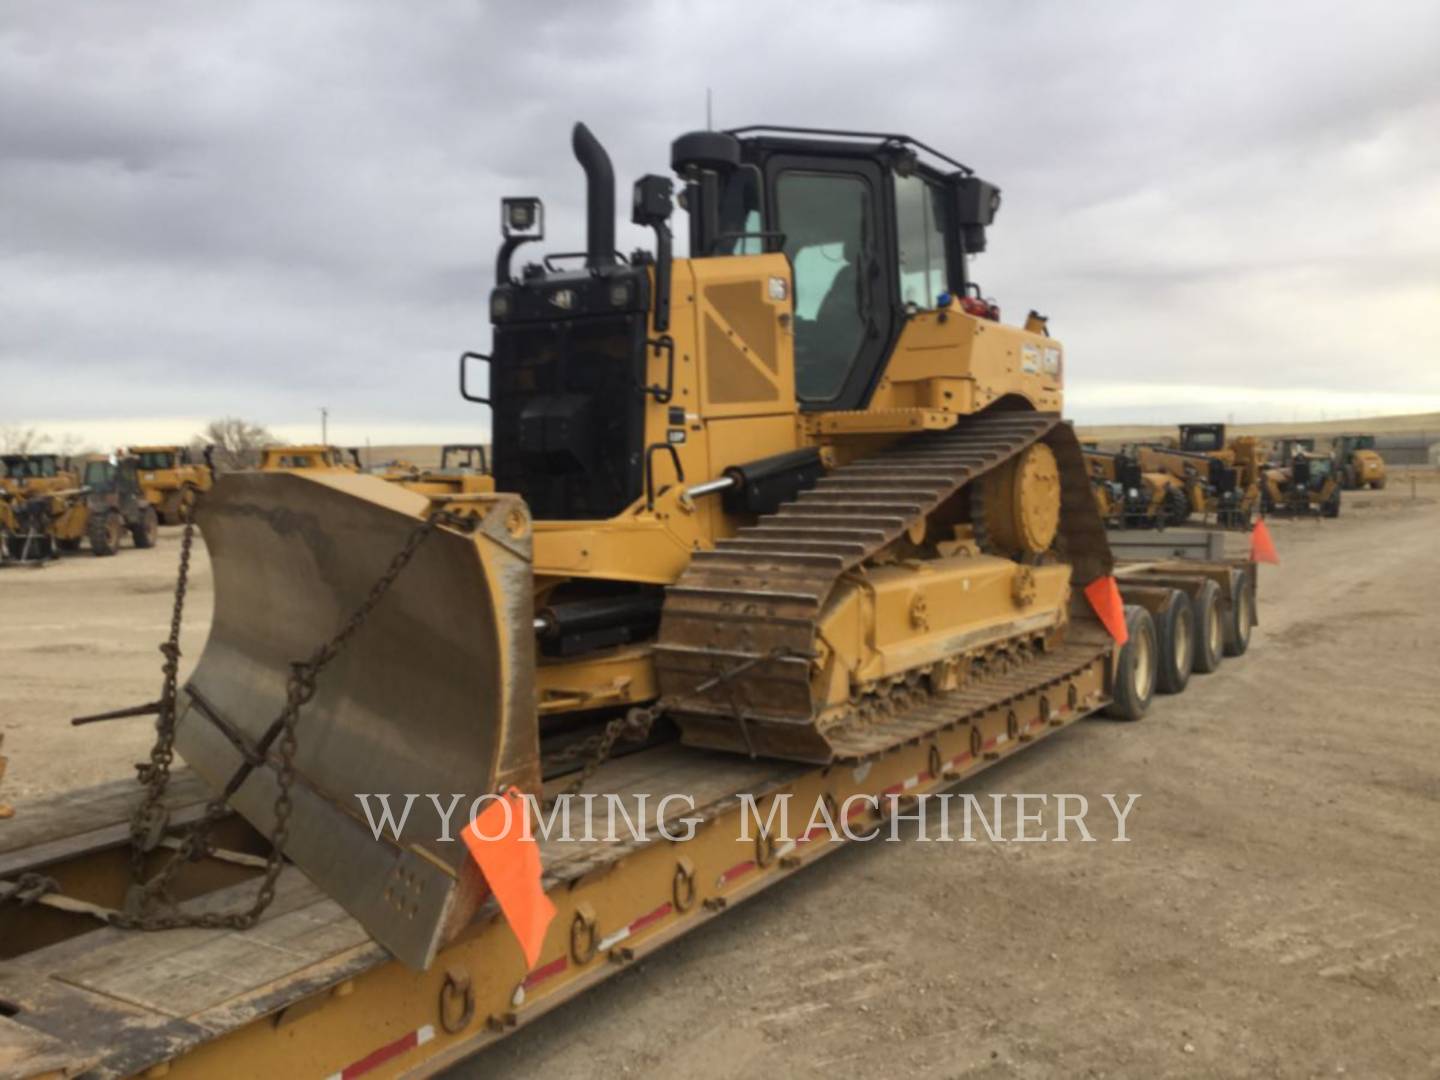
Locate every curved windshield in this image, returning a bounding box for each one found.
[83,461,114,486]
[137,451,175,470]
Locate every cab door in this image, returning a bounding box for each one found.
[764,155,896,411]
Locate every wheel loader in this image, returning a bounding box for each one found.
[3,454,161,560]
[0,452,78,497]
[130,444,215,524]
[1083,446,1191,528]
[0,123,1259,1078]
[1333,433,1386,490]
[256,443,362,471]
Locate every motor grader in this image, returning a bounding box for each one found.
[130,444,215,524]
[0,123,1259,1078]
[1083,446,1190,529]
[1333,433,1386,490]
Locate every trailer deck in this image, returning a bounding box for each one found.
[0,557,1255,1080]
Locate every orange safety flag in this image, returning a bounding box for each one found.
[1249,518,1280,564]
[1083,575,1128,646]
[462,787,555,969]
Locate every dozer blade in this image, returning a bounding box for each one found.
[174,472,538,969]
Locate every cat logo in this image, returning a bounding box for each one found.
[549,289,576,311]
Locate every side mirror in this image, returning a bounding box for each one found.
[953,177,1002,254]
[631,175,674,227]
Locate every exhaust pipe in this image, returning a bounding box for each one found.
[572,122,614,269]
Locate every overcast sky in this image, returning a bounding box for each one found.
[3,1,1439,449]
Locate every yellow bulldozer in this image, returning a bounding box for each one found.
[0,123,1260,1076]
[1333,433,1386,490]
[169,121,1251,962]
[130,443,215,523]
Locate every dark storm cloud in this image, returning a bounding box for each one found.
[2,0,1439,443]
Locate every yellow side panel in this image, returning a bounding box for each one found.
[870,307,1063,414]
[689,254,794,419]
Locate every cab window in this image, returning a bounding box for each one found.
[776,171,872,402]
[894,173,949,309]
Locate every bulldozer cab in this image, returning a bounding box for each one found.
[440,443,489,473]
[1178,424,1227,453]
[679,126,997,408]
[484,124,1002,520]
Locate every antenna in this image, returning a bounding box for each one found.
[706,87,713,130]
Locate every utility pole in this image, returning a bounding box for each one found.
[320,407,329,446]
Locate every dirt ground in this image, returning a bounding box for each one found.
[3,474,1439,1078]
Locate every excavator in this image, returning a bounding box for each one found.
[0,124,1258,1077]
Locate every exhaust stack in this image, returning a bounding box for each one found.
[571,122,614,269]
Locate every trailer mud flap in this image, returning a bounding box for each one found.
[174,472,538,969]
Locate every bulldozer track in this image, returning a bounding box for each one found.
[654,410,1113,761]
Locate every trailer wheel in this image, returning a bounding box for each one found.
[88,511,123,556]
[130,506,159,549]
[1191,579,1223,673]
[1104,606,1157,721]
[1223,569,1253,657]
[1154,590,1194,694]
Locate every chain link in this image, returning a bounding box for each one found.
[548,645,807,805]
[114,503,478,931]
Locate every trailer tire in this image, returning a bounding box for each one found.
[88,511,123,557]
[131,506,159,549]
[1191,579,1223,674]
[1223,569,1253,657]
[1104,606,1157,721]
[1154,590,1194,694]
